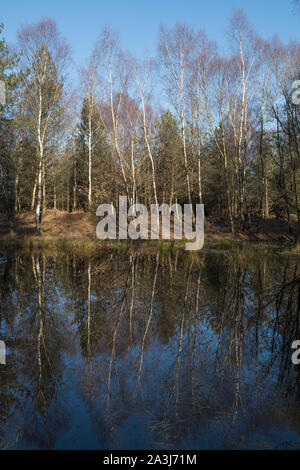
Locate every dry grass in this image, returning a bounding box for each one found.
[0,209,98,239]
[0,210,298,249]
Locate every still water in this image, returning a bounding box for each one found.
[1,244,300,450]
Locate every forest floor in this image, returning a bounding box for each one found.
[0,209,298,246]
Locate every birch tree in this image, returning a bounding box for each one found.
[188,32,216,204]
[18,18,69,232]
[96,27,131,202]
[158,23,197,210]
[227,8,258,225]
[81,52,99,209]
[133,57,158,206]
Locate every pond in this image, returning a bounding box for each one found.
[0,244,300,450]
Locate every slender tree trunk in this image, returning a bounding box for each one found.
[14,171,20,213]
[131,135,136,206]
[196,77,203,204]
[264,176,269,218]
[31,174,37,211]
[54,182,57,210]
[88,111,92,210]
[142,110,158,206]
[42,159,46,213]
[221,121,235,235]
[73,164,77,212]
[198,154,202,204]
[67,167,70,212]
[36,89,44,233]
[180,93,193,210]
[35,151,43,233]
[14,105,24,214]
[109,64,129,202]
[14,145,22,213]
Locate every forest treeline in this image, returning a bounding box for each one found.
[0,8,299,240]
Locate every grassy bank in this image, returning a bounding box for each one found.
[0,234,299,260]
[0,209,299,255]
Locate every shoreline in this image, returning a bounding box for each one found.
[0,209,299,254]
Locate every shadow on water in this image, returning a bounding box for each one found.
[1,245,300,449]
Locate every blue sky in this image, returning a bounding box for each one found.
[1,0,299,66]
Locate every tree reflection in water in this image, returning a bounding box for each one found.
[1,245,300,449]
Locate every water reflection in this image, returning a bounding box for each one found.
[1,246,300,449]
